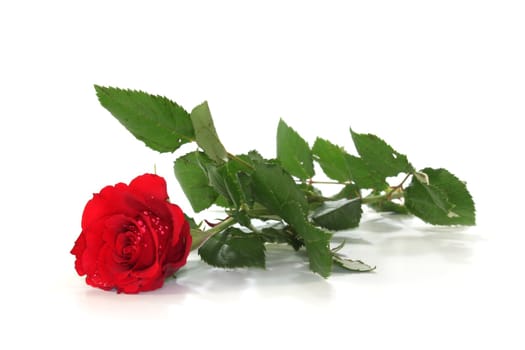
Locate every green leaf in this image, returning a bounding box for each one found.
[277,119,314,180]
[214,194,230,208]
[250,162,308,216]
[331,184,361,200]
[237,172,255,208]
[333,256,376,272]
[231,210,252,228]
[405,168,476,225]
[198,228,265,268]
[205,163,243,209]
[250,163,332,277]
[368,200,409,214]
[184,214,200,229]
[312,138,353,182]
[303,238,333,278]
[350,129,413,178]
[246,150,264,164]
[174,151,218,212]
[259,223,304,251]
[205,156,255,209]
[190,101,228,163]
[94,86,194,152]
[345,155,388,190]
[312,138,386,189]
[312,198,362,230]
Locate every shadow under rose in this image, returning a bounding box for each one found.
[336,211,483,265]
[172,245,335,303]
[75,280,194,319]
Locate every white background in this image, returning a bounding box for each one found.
[1,1,524,349]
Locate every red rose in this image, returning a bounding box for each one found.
[71,174,192,293]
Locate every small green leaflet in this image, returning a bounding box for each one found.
[94,86,195,152]
[205,162,244,209]
[259,224,303,251]
[331,241,375,272]
[333,256,376,272]
[250,163,332,277]
[190,101,228,163]
[277,119,315,180]
[368,200,409,214]
[304,238,334,278]
[312,138,386,189]
[405,168,476,225]
[345,156,388,190]
[250,162,308,216]
[198,228,265,268]
[312,198,362,230]
[330,184,361,200]
[205,154,257,209]
[174,151,218,212]
[184,214,200,229]
[214,195,231,208]
[312,138,353,182]
[350,129,413,178]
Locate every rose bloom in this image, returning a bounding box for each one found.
[71,174,192,293]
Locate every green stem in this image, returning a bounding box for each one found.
[246,207,281,221]
[190,216,236,250]
[362,190,404,204]
[227,152,254,169]
[307,180,348,185]
[306,192,333,203]
[362,173,412,204]
[205,216,236,236]
[386,173,412,200]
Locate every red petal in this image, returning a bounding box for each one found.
[166,202,186,247]
[164,221,192,276]
[101,214,131,249]
[80,220,106,276]
[71,232,87,276]
[131,221,156,270]
[134,276,164,293]
[81,183,141,230]
[117,275,165,294]
[129,174,168,201]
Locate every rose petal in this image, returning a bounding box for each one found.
[129,261,164,282]
[86,274,113,291]
[166,202,186,248]
[164,221,192,276]
[131,218,157,270]
[117,275,164,294]
[129,174,168,201]
[81,183,141,230]
[96,243,135,287]
[101,214,132,247]
[71,232,87,276]
[80,219,107,276]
